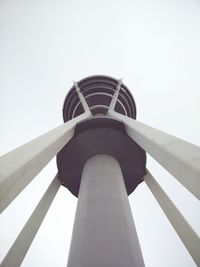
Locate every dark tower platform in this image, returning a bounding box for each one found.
[57,75,146,197]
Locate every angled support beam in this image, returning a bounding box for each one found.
[0,176,60,267]
[0,112,90,214]
[108,79,123,111]
[109,110,200,200]
[144,170,200,266]
[74,81,92,115]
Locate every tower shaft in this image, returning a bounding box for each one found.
[67,154,145,267]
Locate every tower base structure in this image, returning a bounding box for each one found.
[67,154,145,267]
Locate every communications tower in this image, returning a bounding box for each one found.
[0,75,199,267]
[57,75,146,267]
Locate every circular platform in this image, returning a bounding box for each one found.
[57,117,146,197]
[63,75,137,122]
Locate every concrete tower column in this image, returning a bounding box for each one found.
[67,154,145,267]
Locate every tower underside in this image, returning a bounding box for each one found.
[57,75,146,196]
[0,75,199,266]
[57,75,146,267]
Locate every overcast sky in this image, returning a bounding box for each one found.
[0,0,200,266]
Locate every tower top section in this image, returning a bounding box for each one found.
[63,75,137,122]
[58,75,146,197]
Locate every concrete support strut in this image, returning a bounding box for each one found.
[67,154,145,267]
[109,111,200,200]
[0,112,89,214]
[109,79,123,111]
[0,176,60,267]
[144,170,200,266]
[74,81,92,114]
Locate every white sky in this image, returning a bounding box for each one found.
[0,0,200,266]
